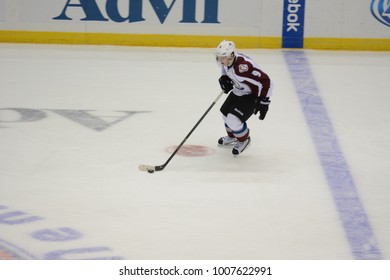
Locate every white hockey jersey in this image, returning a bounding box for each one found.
[220,52,272,98]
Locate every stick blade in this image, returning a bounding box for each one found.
[138,164,155,172]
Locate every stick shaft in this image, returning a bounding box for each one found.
[160,91,224,170]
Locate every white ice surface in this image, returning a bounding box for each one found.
[0,44,389,259]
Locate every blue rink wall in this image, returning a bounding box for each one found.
[0,0,389,50]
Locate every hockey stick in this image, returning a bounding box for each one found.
[139,90,225,173]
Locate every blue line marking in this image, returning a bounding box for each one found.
[284,50,382,259]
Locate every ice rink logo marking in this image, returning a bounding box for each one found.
[0,205,123,260]
[0,108,149,131]
[165,145,215,157]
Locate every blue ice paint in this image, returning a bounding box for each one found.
[284,50,382,259]
[0,238,38,259]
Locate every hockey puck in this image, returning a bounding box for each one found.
[147,169,155,174]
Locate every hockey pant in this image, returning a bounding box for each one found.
[220,93,256,142]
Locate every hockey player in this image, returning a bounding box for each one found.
[215,40,273,155]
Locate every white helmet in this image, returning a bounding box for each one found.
[215,40,236,59]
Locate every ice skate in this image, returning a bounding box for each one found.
[232,137,251,155]
[218,136,237,146]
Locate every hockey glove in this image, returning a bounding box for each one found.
[254,97,270,120]
[218,75,233,93]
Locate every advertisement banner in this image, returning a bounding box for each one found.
[371,0,390,27]
[282,0,306,48]
[0,0,389,50]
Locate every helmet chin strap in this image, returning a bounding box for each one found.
[227,53,236,67]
